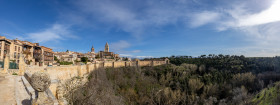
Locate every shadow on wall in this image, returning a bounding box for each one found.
[21,99,31,105]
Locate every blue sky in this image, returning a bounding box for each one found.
[1,0,280,58]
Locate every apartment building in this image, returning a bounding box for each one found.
[0,36,54,66]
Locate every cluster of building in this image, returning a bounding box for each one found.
[0,36,120,66]
[0,36,54,66]
[55,42,120,64]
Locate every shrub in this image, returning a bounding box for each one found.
[81,57,88,64]
[188,78,204,93]
[59,61,73,65]
[231,72,256,91]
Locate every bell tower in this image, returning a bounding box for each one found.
[91,45,95,53]
[105,42,109,52]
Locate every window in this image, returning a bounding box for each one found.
[14,52,16,59]
[15,46,17,51]
[18,47,20,52]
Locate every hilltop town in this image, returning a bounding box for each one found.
[1,0,280,104]
[54,42,121,65]
[0,36,125,67]
[1,35,280,105]
[0,35,169,104]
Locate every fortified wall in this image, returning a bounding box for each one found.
[24,59,169,81]
[3,57,169,105]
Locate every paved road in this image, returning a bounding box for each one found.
[0,73,17,105]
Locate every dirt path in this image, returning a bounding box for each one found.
[0,73,17,105]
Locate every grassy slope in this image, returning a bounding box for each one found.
[252,82,280,105]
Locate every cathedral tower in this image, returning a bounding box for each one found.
[105,42,109,52]
[91,45,95,53]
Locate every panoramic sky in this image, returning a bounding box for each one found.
[1,0,280,58]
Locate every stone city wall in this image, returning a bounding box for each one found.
[24,60,168,81]
[153,61,167,66]
[95,62,103,70]
[47,65,80,81]
[6,59,168,102]
[104,62,113,67]
[25,66,45,74]
[113,61,126,68]
[138,61,153,67]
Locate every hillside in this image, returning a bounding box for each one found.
[62,55,280,105]
[252,82,280,105]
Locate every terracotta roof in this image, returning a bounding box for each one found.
[0,36,6,39]
[0,37,12,43]
[19,40,36,46]
[41,46,53,53]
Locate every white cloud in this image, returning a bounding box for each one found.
[237,0,280,27]
[70,0,280,41]
[27,24,76,43]
[220,0,280,44]
[69,0,190,38]
[75,0,145,37]
[186,0,280,56]
[54,0,280,56]
[189,11,221,27]
[189,0,280,31]
[238,22,280,44]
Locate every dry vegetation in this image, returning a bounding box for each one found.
[63,55,280,105]
[63,68,123,105]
